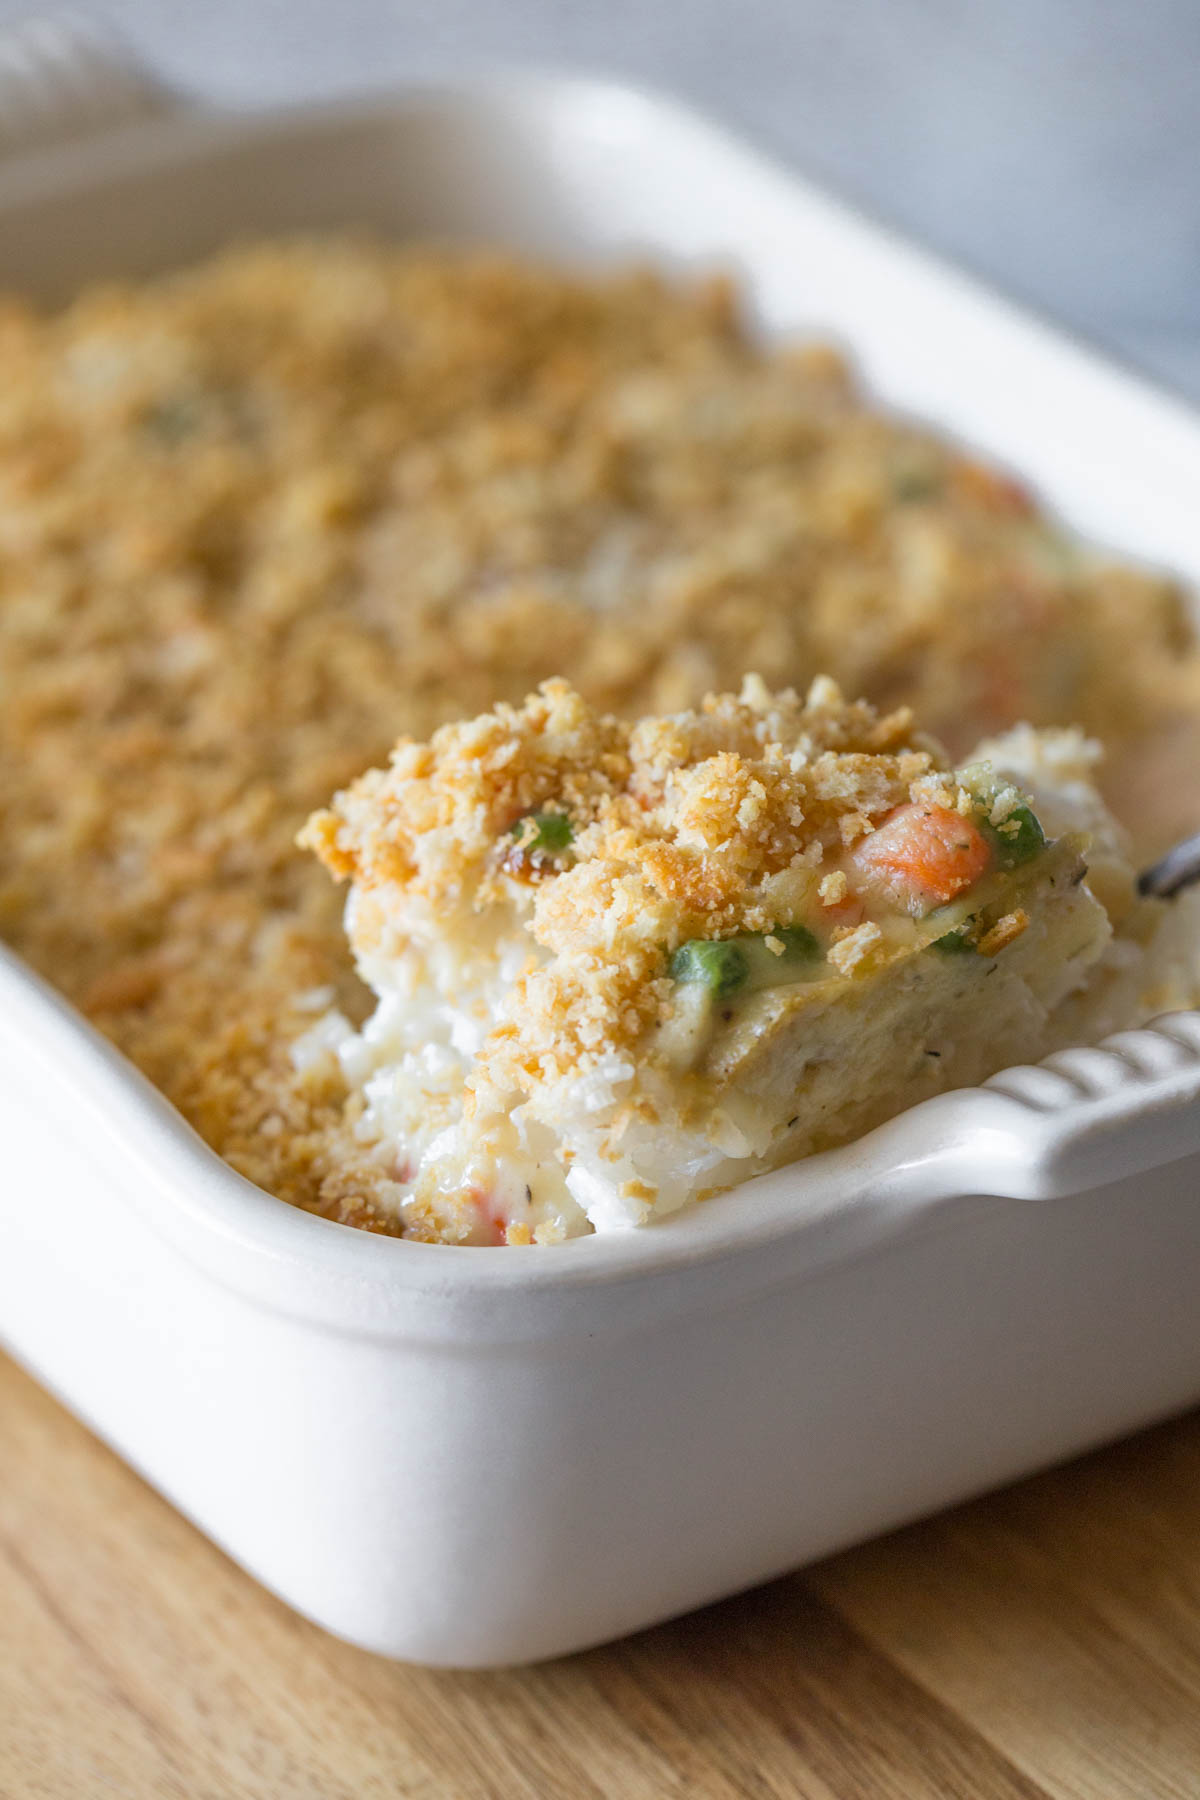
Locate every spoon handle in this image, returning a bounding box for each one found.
[1138,829,1200,899]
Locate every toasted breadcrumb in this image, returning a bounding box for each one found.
[819,871,849,906]
[306,676,944,919]
[305,675,962,1090]
[977,910,1030,957]
[827,921,886,975]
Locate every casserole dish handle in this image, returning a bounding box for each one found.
[0,13,176,159]
[883,1012,1200,1204]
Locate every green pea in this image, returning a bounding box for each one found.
[511,809,574,857]
[669,939,750,998]
[774,924,821,963]
[930,922,978,954]
[142,394,205,445]
[990,802,1045,867]
[892,466,941,502]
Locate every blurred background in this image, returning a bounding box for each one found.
[2,0,1198,397]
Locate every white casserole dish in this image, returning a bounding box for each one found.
[3,22,1200,1668]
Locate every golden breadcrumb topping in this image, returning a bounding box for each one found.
[0,236,1197,1231]
[306,675,973,1086]
[306,673,945,919]
[301,679,634,904]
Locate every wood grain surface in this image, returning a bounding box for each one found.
[4,1348,1200,1800]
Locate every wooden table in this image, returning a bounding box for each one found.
[4,1349,1200,1800]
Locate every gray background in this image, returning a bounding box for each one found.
[4,0,1200,397]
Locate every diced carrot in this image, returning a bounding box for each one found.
[849,802,992,912]
[952,458,1035,517]
[467,1185,508,1247]
[818,889,865,929]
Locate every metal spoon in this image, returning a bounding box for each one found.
[1139,830,1200,899]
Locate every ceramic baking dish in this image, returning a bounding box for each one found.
[4,20,1200,1669]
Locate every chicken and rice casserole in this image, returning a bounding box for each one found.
[2,239,1198,1237]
